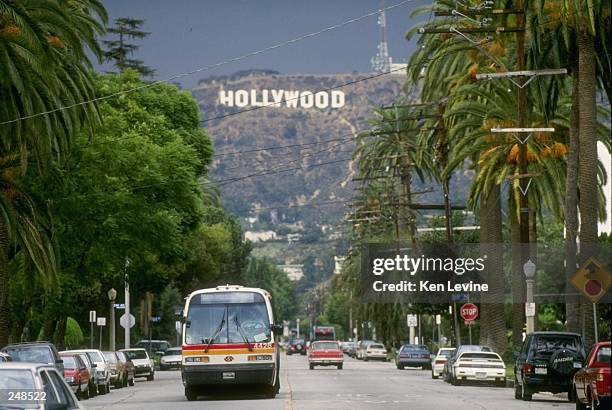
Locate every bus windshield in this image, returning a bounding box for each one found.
[185,291,271,345]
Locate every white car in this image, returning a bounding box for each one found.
[0,362,83,409]
[121,348,155,381]
[451,351,506,386]
[160,347,182,370]
[62,349,111,395]
[432,347,455,379]
[364,343,388,361]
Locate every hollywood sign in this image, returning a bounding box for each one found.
[218,89,345,109]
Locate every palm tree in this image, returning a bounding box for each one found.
[0,0,107,346]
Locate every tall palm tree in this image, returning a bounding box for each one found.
[0,0,107,345]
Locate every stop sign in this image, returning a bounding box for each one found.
[460,303,478,321]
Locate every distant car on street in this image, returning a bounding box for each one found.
[356,340,375,360]
[121,348,155,381]
[1,341,64,374]
[308,341,343,370]
[71,351,99,397]
[432,347,455,379]
[573,341,610,410]
[451,351,506,387]
[341,341,356,355]
[444,345,492,383]
[116,351,135,386]
[134,339,171,355]
[60,353,91,399]
[395,344,431,370]
[364,343,388,361]
[160,347,182,370]
[514,331,585,402]
[287,338,307,355]
[103,351,127,388]
[0,362,83,409]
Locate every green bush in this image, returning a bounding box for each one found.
[64,317,84,349]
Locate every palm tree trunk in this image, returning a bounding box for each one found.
[0,220,10,346]
[577,30,598,348]
[565,69,580,333]
[479,185,507,354]
[510,192,525,346]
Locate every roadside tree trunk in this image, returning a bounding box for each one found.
[479,185,507,354]
[577,30,598,348]
[0,220,10,347]
[565,69,580,333]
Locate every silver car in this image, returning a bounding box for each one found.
[0,362,83,409]
[120,348,155,381]
[159,347,182,370]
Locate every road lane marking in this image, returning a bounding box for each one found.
[284,358,293,410]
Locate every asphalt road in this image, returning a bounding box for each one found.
[85,354,574,410]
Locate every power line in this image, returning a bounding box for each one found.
[0,0,417,126]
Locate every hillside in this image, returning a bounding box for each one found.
[191,70,472,283]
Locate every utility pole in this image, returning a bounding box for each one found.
[124,258,131,349]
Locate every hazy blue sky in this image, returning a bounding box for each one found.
[97,0,429,88]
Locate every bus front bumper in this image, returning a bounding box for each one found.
[182,363,275,386]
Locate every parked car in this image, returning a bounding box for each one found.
[432,347,455,379]
[451,351,506,387]
[308,340,344,370]
[346,342,358,358]
[121,348,155,381]
[0,352,12,362]
[71,351,99,397]
[395,344,431,370]
[573,341,611,410]
[116,350,135,386]
[444,345,491,382]
[286,338,307,355]
[364,343,388,361]
[160,347,182,370]
[356,340,375,360]
[63,349,111,395]
[341,341,356,356]
[60,353,91,399]
[0,362,83,409]
[1,341,64,374]
[134,339,171,355]
[514,331,585,402]
[103,351,126,389]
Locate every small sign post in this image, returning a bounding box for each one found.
[89,311,96,349]
[97,317,106,350]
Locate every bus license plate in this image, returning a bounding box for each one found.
[222,372,235,380]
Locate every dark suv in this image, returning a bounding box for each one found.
[1,341,64,374]
[286,338,307,355]
[514,331,585,402]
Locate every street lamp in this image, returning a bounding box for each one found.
[107,288,117,351]
[523,259,536,334]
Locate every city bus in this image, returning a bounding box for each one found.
[179,285,282,400]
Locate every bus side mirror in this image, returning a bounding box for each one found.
[270,324,283,334]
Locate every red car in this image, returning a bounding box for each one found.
[60,353,91,399]
[573,341,611,410]
[308,340,343,370]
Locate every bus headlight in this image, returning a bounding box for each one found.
[185,356,209,363]
[248,355,272,361]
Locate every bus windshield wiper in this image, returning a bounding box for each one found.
[234,315,253,351]
[204,311,226,352]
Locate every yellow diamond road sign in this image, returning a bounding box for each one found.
[570,257,612,303]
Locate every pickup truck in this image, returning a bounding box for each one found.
[308,341,343,370]
[573,341,611,410]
